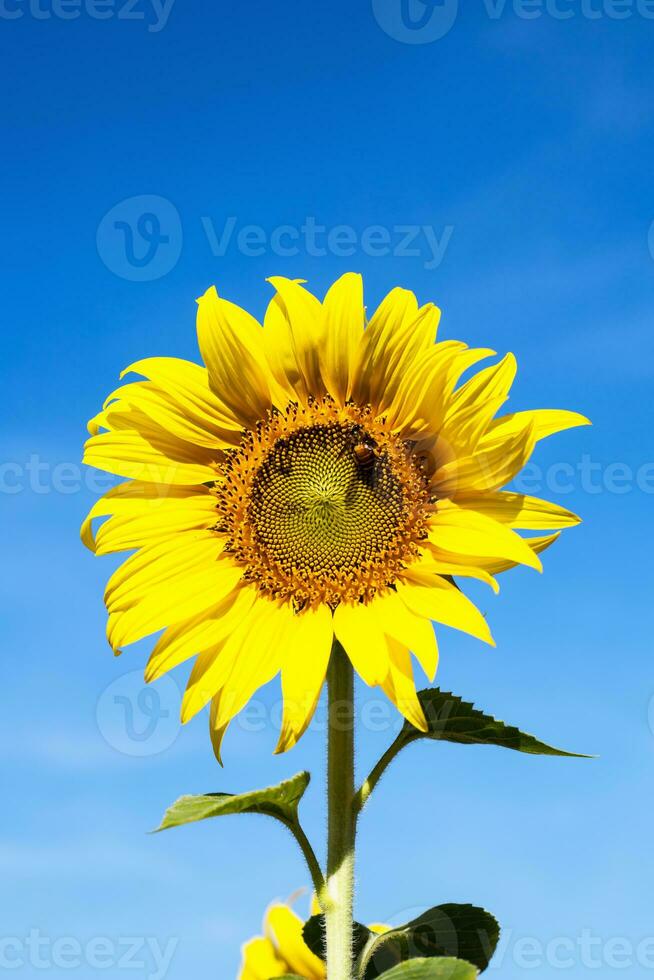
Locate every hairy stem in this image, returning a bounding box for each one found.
[353,733,405,817]
[325,642,356,980]
[287,818,331,913]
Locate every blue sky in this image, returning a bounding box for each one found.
[2,1,654,977]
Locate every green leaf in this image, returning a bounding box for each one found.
[303,914,371,961]
[368,957,478,979]
[362,905,497,977]
[154,771,310,832]
[398,689,591,758]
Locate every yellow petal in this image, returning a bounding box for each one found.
[81,481,209,551]
[207,688,236,765]
[88,395,222,465]
[482,408,590,447]
[349,286,419,407]
[180,638,233,723]
[105,541,242,652]
[107,586,209,653]
[83,429,218,485]
[121,356,244,434]
[454,491,581,530]
[104,379,238,450]
[374,303,442,416]
[440,353,517,454]
[410,548,500,594]
[266,277,325,398]
[104,533,224,611]
[266,905,326,979]
[432,418,535,495]
[397,575,495,646]
[474,531,561,574]
[427,501,543,572]
[185,599,287,727]
[385,344,495,438]
[263,291,311,405]
[94,497,218,555]
[238,936,287,980]
[180,602,270,724]
[145,585,257,682]
[381,341,462,434]
[368,589,439,681]
[196,286,277,425]
[320,272,364,406]
[379,639,427,731]
[275,604,333,753]
[333,601,390,686]
[107,562,243,653]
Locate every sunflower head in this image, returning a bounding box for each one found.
[238,895,389,980]
[82,274,588,758]
[239,901,325,980]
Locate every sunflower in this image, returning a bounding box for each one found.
[82,274,588,758]
[239,898,387,980]
[239,901,325,980]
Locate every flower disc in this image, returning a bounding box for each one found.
[220,400,431,606]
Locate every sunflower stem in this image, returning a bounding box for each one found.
[325,642,356,980]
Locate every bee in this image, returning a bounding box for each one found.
[342,424,380,471]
